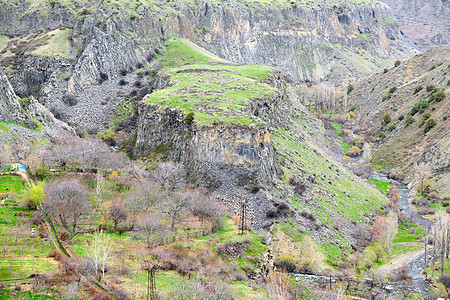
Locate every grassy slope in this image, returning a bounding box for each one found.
[145,37,276,125]
[350,46,450,196]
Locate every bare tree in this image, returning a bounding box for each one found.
[151,162,185,192]
[189,190,222,225]
[385,210,398,259]
[0,145,12,168]
[160,192,191,231]
[137,213,164,248]
[415,163,432,196]
[94,172,105,208]
[45,178,90,243]
[109,203,128,231]
[88,231,112,282]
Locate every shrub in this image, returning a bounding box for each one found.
[405,115,415,125]
[347,84,354,95]
[274,255,297,272]
[99,72,108,83]
[418,207,436,215]
[426,84,435,92]
[35,166,51,180]
[446,207,450,214]
[438,275,450,288]
[444,116,449,121]
[383,68,388,73]
[62,94,78,106]
[118,79,127,86]
[424,118,436,133]
[120,69,127,76]
[394,60,401,67]
[389,86,397,94]
[429,65,436,71]
[423,113,431,120]
[134,80,142,88]
[409,100,429,116]
[413,86,423,95]
[431,91,446,102]
[382,113,391,125]
[289,177,307,195]
[398,115,404,121]
[388,124,396,132]
[184,112,195,124]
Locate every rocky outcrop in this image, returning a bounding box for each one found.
[0,66,33,126]
[379,0,449,48]
[0,0,419,132]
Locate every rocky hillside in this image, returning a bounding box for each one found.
[0,0,418,132]
[348,46,449,197]
[379,0,449,47]
[128,37,387,265]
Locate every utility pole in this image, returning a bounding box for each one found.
[239,197,248,235]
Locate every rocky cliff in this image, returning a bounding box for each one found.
[0,0,418,132]
[379,0,449,48]
[0,66,33,126]
[348,46,449,196]
[130,38,387,262]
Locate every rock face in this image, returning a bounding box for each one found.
[0,0,419,132]
[0,66,32,126]
[379,0,449,48]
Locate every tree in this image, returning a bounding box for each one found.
[161,192,191,231]
[415,163,432,196]
[394,60,401,67]
[189,190,222,225]
[382,113,391,125]
[109,203,128,231]
[45,179,90,243]
[0,145,12,168]
[137,213,164,248]
[151,162,185,192]
[20,182,45,209]
[88,231,112,282]
[369,216,388,243]
[385,210,398,259]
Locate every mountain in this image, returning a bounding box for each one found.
[348,46,449,197]
[0,0,419,132]
[379,0,449,48]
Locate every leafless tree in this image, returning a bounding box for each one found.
[44,178,90,243]
[189,190,222,225]
[109,203,128,231]
[0,145,12,167]
[88,230,113,282]
[432,212,450,277]
[415,162,432,196]
[385,210,398,259]
[160,192,191,231]
[137,213,164,248]
[151,161,185,192]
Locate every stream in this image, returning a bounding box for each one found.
[353,143,433,297]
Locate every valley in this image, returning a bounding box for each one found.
[0,0,449,299]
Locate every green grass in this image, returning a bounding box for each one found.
[30,28,73,58]
[393,222,424,243]
[145,37,277,125]
[370,178,391,194]
[425,258,450,278]
[0,175,27,194]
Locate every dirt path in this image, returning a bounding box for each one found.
[377,249,424,277]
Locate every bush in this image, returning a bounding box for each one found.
[134,80,142,88]
[418,207,436,215]
[409,100,429,116]
[431,91,446,102]
[413,86,423,95]
[120,69,127,76]
[394,60,401,67]
[184,112,195,124]
[389,86,397,94]
[438,275,450,289]
[405,115,415,125]
[99,72,108,83]
[35,166,51,180]
[382,113,391,125]
[289,177,307,195]
[388,124,396,132]
[426,84,435,92]
[424,118,436,133]
[429,65,436,71]
[444,116,449,121]
[383,68,388,73]
[118,79,127,86]
[62,94,78,106]
[398,115,404,121]
[347,84,354,95]
[20,183,45,209]
[274,255,297,272]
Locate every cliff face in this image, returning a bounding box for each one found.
[130,39,387,262]
[379,0,449,48]
[0,0,418,132]
[348,46,449,196]
[0,66,32,126]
